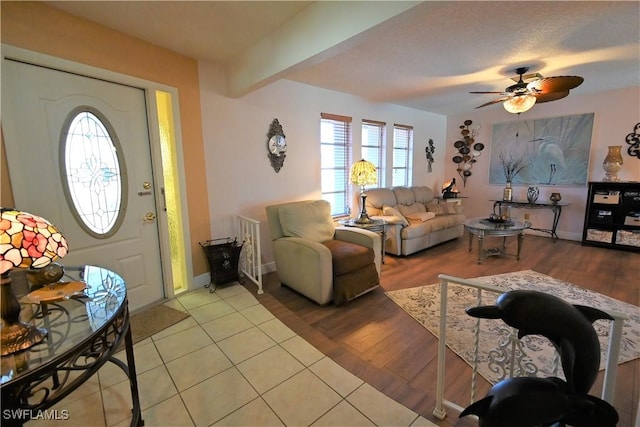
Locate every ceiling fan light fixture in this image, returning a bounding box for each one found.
[503,94,536,114]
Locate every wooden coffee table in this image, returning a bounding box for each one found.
[464,217,531,264]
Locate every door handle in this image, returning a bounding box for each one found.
[144,212,156,222]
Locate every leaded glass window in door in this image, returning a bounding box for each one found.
[61,108,127,238]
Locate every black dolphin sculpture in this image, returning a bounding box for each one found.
[465,289,613,395]
[459,376,619,427]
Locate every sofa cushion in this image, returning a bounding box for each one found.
[426,203,452,216]
[322,239,375,276]
[393,187,417,205]
[406,211,436,223]
[279,200,335,242]
[412,186,435,204]
[365,188,396,216]
[401,222,431,239]
[398,202,426,217]
[382,206,409,226]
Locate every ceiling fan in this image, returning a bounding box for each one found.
[471,67,584,113]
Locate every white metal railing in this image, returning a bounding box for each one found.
[433,273,627,421]
[236,215,263,295]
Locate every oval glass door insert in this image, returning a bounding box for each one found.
[61,108,127,238]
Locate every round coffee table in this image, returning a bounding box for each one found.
[464,217,531,264]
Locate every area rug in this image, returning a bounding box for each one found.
[386,270,640,385]
[129,304,190,345]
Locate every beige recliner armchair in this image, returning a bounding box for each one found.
[265,200,381,305]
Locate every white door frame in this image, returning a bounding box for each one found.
[1,44,194,299]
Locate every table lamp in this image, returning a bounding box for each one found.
[350,159,378,224]
[0,208,69,355]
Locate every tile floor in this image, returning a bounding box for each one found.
[29,283,439,427]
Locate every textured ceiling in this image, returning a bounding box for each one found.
[45,1,640,116]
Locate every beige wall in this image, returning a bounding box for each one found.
[198,62,447,268]
[446,87,640,240]
[1,1,210,276]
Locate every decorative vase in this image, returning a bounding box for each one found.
[503,181,513,201]
[550,192,562,204]
[527,186,539,203]
[602,145,623,182]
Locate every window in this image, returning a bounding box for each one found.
[361,119,386,188]
[61,108,126,238]
[320,113,352,216]
[392,124,414,187]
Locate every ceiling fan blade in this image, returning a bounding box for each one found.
[533,90,570,103]
[528,76,584,93]
[469,91,507,94]
[475,96,512,109]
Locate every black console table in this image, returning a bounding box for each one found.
[492,199,568,241]
[1,265,143,427]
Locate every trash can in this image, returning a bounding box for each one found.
[199,237,243,292]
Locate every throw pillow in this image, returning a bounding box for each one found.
[426,204,448,216]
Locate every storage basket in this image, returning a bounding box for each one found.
[200,238,243,292]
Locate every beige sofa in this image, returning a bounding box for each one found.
[365,186,465,256]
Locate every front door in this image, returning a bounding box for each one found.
[2,59,165,310]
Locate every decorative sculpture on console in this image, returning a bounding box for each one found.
[441,178,459,199]
[460,290,619,427]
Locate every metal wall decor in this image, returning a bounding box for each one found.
[625,122,640,159]
[425,139,435,173]
[267,118,287,172]
[452,119,484,186]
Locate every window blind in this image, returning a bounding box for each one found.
[392,124,414,187]
[362,119,386,188]
[320,113,352,216]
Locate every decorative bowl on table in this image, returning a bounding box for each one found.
[487,214,513,225]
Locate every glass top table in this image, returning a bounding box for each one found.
[464,217,531,264]
[491,199,568,240]
[1,265,142,427]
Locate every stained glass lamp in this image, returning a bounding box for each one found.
[0,208,69,355]
[350,159,378,224]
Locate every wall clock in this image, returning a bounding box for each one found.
[267,118,286,172]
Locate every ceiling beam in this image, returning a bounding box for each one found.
[225,1,421,98]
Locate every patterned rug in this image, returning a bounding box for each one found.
[386,270,640,385]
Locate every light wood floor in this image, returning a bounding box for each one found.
[245,233,639,426]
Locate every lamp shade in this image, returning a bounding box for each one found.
[503,94,536,114]
[0,209,69,274]
[349,159,378,188]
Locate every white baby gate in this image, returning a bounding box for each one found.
[236,215,263,295]
[433,274,627,421]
